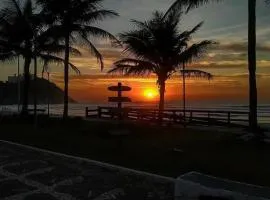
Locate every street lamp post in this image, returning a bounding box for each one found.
[47,71,50,116]
[182,64,186,125]
[17,55,20,113]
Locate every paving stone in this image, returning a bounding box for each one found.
[0,148,18,164]
[0,141,174,200]
[0,147,16,156]
[24,193,58,200]
[0,179,35,198]
[26,167,80,186]
[0,174,7,179]
[56,172,174,200]
[56,176,121,199]
[3,160,49,175]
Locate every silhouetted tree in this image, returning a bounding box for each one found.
[168,0,269,133]
[37,0,120,119]
[0,0,80,115]
[109,11,214,113]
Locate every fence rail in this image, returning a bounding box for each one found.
[86,107,250,127]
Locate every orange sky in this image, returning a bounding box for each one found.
[50,73,270,105]
[45,41,269,105]
[1,44,269,105]
[42,43,270,105]
[1,1,270,105]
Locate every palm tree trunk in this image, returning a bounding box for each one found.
[158,80,166,122]
[159,81,166,111]
[21,56,31,116]
[63,34,70,119]
[248,0,258,133]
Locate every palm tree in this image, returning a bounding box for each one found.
[0,0,80,116]
[37,0,120,119]
[168,0,269,133]
[109,10,214,114]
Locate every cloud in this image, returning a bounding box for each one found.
[192,60,270,69]
[213,42,270,53]
[207,52,247,61]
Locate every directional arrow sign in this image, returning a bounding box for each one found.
[108,86,132,92]
[108,97,132,103]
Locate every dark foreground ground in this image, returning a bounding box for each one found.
[0,141,174,200]
[0,116,270,189]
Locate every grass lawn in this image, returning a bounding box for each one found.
[1,116,270,187]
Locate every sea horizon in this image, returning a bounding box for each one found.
[1,102,270,127]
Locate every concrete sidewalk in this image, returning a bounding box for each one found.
[0,140,174,200]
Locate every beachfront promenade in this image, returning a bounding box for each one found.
[0,141,174,200]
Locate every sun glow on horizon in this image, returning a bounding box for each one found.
[143,88,158,100]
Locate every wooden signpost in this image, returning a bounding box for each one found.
[108,83,132,144]
[108,97,131,103]
[108,85,131,92]
[108,82,132,109]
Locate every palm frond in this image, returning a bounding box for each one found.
[36,0,119,78]
[163,6,182,25]
[109,64,153,77]
[40,44,82,57]
[114,58,156,68]
[109,58,156,76]
[130,19,152,31]
[164,0,183,18]
[113,9,215,85]
[180,69,213,80]
[80,9,119,24]
[166,0,222,15]
[179,40,216,65]
[78,24,120,45]
[37,25,65,43]
[187,21,204,35]
[119,31,156,62]
[6,0,22,16]
[78,33,104,70]
[39,54,80,74]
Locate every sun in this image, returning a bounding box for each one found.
[143,88,158,99]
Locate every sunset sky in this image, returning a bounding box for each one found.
[1,0,270,105]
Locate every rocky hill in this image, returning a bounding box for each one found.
[0,78,76,105]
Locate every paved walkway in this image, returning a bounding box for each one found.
[0,141,174,200]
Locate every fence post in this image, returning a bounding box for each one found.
[85,107,88,118]
[208,112,211,126]
[98,107,102,118]
[173,111,177,123]
[189,111,193,123]
[228,112,231,126]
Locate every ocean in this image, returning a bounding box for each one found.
[1,102,270,128]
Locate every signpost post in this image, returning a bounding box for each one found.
[108,82,132,147]
[108,82,132,119]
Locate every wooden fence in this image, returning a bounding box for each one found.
[86,107,250,127]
